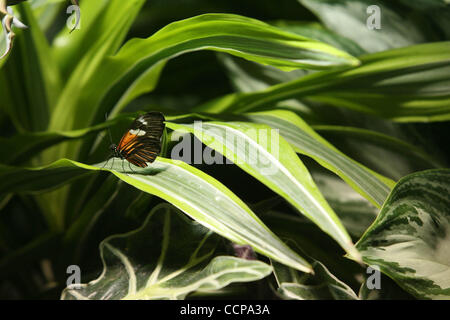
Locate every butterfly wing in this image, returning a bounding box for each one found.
[117,112,165,167]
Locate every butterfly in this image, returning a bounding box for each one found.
[109,112,165,168]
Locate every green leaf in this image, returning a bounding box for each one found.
[245,110,394,207]
[298,0,427,53]
[52,0,145,79]
[49,13,360,134]
[217,21,365,93]
[356,169,450,299]
[273,260,359,300]
[61,204,273,300]
[0,2,61,131]
[273,20,366,57]
[0,158,312,272]
[201,42,450,122]
[314,125,443,180]
[30,0,65,32]
[166,121,360,261]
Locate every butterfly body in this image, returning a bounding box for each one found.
[110,112,165,168]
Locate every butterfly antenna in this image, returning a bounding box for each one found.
[105,112,114,145]
[100,112,116,172]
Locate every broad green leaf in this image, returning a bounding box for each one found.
[0,158,312,272]
[166,121,360,261]
[48,0,146,137]
[49,13,360,138]
[52,0,144,79]
[245,110,394,207]
[298,0,427,53]
[200,42,450,122]
[314,125,443,180]
[218,21,365,92]
[273,20,366,57]
[62,204,273,300]
[29,0,64,32]
[273,260,359,300]
[356,169,450,299]
[0,2,60,131]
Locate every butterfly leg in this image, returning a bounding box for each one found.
[100,156,111,170]
[128,161,138,175]
[121,158,128,175]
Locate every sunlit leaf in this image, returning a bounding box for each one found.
[0,158,312,272]
[200,42,450,122]
[245,110,394,207]
[314,124,443,180]
[166,121,360,261]
[49,13,360,154]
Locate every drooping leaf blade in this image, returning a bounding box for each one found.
[199,42,450,122]
[314,124,443,180]
[0,158,312,273]
[273,20,366,57]
[166,121,360,261]
[245,109,394,207]
[49,13,360,140]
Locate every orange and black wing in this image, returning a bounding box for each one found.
[117,112,165,167]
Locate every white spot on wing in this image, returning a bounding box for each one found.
[129,129,146,136]
[138,117,148,125]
